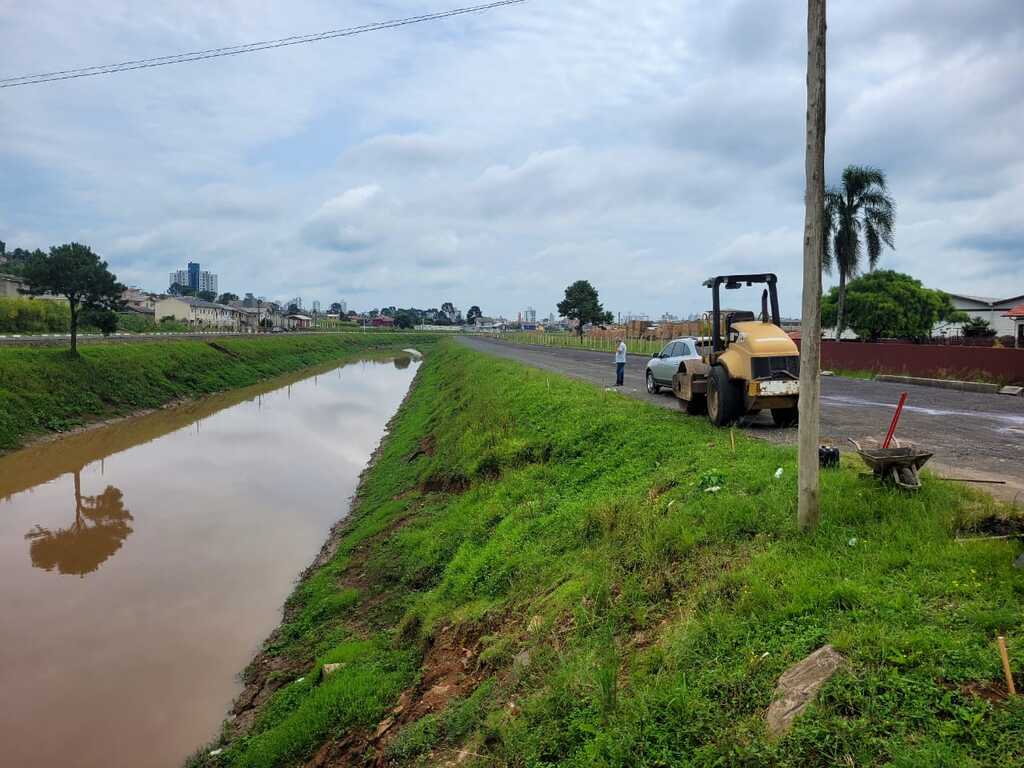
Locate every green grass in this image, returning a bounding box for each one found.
[827,368,876,380]
[229,639,417,768]
[0,332,435,451]
[200,339,1024,768]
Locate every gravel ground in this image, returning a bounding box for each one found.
[459,336,1024,503]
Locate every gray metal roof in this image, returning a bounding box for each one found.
[947,293,1024,306]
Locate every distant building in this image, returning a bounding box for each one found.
[524,307,537,324]
[284,313,312,330]
[1003,304,1024,348]
[1,272,65,302]
[155,296,239,329]
[169,262,218,294]
[1,272,26,299]
[941,293,1024,338]
[121,287,156,312]
[372,315,395,327]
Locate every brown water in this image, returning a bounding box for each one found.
[0,355,420,768]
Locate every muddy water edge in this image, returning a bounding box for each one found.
[0,353,422,768]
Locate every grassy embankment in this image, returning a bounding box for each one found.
[198,339,1023,768]
[0,333,433,452]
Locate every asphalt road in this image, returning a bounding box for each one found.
[458,336,1024,501]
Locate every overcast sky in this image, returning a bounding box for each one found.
[1,1,1021,317]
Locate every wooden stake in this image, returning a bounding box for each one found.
[730,428,736,455]
[997,636,1016,696]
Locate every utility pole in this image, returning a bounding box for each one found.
[798,0,827,531]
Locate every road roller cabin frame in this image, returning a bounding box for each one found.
[670,273,801,426]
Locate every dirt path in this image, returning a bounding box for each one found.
[458,336,1024,504]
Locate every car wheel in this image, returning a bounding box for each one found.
[771,406,799,427]
[707,366,741,426]
[646,371,661,394]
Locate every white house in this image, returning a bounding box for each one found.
[154,297,241,329]
[939,293,1024,338]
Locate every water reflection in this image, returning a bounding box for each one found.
[0,358,378,503]
[0,355,420,768]
[1,356,401,580]
[25,471,133,577]
[393,355,412,369]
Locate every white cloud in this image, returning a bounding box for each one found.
[1,0,1022,314]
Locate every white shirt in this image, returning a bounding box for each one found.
[615,342,627,363]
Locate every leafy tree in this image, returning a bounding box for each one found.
[81,307,119,336]
[823,165,896,337]
[467,305,483,323]
[0,247,45,276]
[197,290,217,302]
[21,243,124,354]
[821,270,963,341]
[169,282,197,297]
[394,309,417,329]
[557,280,613,339]
[329,302,343,314]
[217,292,239,304]
[963,317,996,338]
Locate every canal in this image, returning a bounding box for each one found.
[0,355,420,768]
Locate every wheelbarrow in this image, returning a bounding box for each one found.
[848,438,934,490]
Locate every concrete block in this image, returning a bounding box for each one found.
[999,386,1023,396]
[766,645,847,738]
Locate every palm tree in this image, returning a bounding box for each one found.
[823,165,895,337]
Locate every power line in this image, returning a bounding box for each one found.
[0,0,526,89]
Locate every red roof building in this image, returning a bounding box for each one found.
[1003,304,1024,347]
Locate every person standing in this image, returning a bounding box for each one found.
[614,337,627,386]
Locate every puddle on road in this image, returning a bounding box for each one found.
[0,356,419,768]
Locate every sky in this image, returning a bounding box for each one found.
[1,0,1022,318]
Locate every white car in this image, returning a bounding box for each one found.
[645,337,702,394]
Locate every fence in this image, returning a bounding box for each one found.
[811,340,1024,385]
[501,332,665,357]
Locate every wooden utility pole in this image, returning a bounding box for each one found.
[798,0,827,531]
